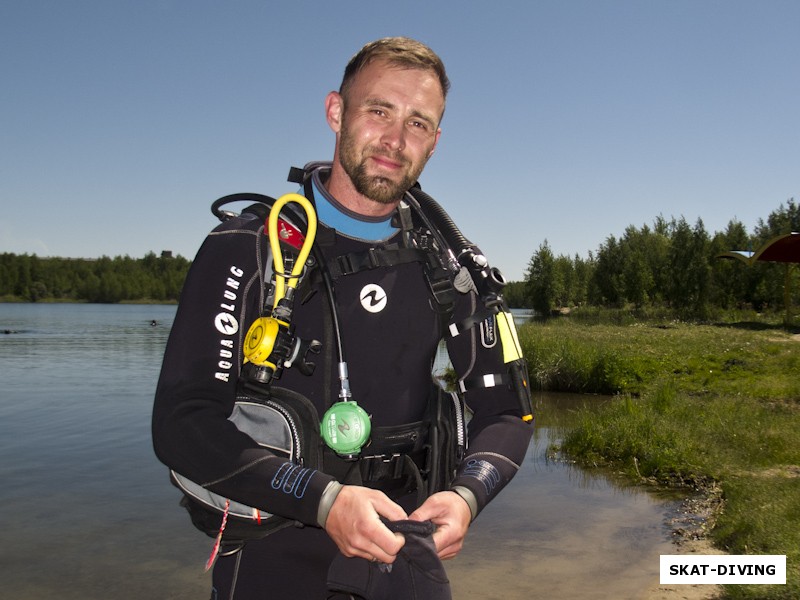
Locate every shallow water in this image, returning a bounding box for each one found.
[0,304,676,599]
[448,405,677,599]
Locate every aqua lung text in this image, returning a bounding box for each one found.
[214,266,244,383]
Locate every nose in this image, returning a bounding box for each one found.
[380,119,406,152]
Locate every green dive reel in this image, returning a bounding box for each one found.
[320,401,371,459]
[320,361,370,459]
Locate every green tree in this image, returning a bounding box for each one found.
[755,198,799,242]
[589,236,624,307]
[571,253,592,307]
[553,254,575,307]
[502,280,531,309]
[709,219,753,309]
[618,225,655,308]
[666,218,711,318]
[526,240,560,316]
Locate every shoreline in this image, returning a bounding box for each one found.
[642,537,724,600]
[642,486,726,600]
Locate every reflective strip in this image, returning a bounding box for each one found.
[447,306,500,340]
[459,373,504,392]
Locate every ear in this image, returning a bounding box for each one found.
[428,128,442,158]
[325,91,344,133]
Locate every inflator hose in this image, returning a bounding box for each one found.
[408,187,507,299]
[408,187,471,251]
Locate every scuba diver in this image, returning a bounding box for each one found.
[152,37,533,600]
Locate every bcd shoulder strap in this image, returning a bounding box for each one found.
[288,164,457,317]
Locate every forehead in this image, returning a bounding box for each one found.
[346,59,445,118]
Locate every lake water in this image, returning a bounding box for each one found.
[0,303,678,599]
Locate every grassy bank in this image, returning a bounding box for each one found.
[518,313,800,599]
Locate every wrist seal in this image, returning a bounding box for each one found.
[317,480,344,528]
[450,485,478,522]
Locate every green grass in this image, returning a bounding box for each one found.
[520,312,800,599]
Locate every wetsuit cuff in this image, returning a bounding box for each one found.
[451,485,478,522]
[317,480,344,528]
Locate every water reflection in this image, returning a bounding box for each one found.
[447,392,677,600]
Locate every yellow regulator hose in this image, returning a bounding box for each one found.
[268,193,318,307]
[243,193,318,368]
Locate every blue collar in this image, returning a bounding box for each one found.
[308,177,399,243]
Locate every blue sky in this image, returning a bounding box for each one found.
[2,1,798,281]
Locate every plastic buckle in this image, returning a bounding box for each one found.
[335,253,356,276]
[363,453,403,481]
[367,248,381,268]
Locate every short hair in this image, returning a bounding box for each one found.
[339,37,450,101]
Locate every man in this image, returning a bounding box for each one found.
[153,37,533,599]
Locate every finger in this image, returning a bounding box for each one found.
[348,516,405,561]
[372,496,409,522]
[362,532,405,564]
[433,532,463,560]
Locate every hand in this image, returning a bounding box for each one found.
[408,491,471,560]
[324,485,408,563]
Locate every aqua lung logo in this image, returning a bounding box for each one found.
[271,462,314,498]
[215,313,238,336]
[462,458,501,494]
[480,315,497,349]
[359,284,387,313]
[214,266,244,382]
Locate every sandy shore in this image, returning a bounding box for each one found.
[641,485,726,600]
[641,537,724,600]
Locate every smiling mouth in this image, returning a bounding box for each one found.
[369,153,406,171]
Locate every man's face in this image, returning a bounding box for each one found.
[333,59,444,205]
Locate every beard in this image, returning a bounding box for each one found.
[338,126,429,205]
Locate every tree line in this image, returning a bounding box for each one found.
[505,199,799,319]
[2,200,797,314]
[0,251,191,303]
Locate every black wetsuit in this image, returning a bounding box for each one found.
[152,163,533,599]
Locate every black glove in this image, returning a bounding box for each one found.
[327,519,452,600]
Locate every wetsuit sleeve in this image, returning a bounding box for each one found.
[151,215,335,527]
[444,289,533,518]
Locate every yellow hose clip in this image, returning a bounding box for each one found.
[268,193,318,308]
